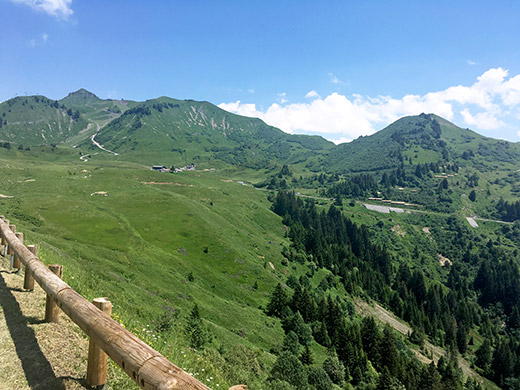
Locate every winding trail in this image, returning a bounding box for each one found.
[90,123,118,155]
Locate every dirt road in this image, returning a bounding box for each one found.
[0,257,88,389]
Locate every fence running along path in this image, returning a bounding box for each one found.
[0,216,228,390]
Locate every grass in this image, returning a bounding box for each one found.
[0,147,331,388]
[1,135,519,388]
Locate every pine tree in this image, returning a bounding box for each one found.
[185,304,209,349]
[307,366,333,390]
[282,331,300,355]
[379,325,399,375]
[300,345,313,366]
[418,362,442,390]
[376,367,393,390]
[269,351,308,389]
[469,190,477,202]
[361,316,382,368]
[323,353,345,385]
[266,283,289,318]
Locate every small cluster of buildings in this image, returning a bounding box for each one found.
[152,164,196,173]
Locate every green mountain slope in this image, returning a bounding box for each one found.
[82,97,334,167]
[59,88,134,125]
[0,95,90,147]
[327,113,520,173]
[3,92,520,388]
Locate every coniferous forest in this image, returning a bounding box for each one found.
[266,191,520,389]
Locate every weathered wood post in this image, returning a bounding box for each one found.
[86,297,113,388]
[1,219,8,256]
[14,232,23,273]
[8,225,15,269]
[24,245,37,290]
[0,216,4,255]
[44,264,63,322]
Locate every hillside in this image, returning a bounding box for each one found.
[0,90,134,149]
[4,92,520,389]
[327,113,520,173]
[79,97,334,167]
[59,89,135,126]
[0,95,90,147]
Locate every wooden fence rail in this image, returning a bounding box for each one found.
[0,217,217,390]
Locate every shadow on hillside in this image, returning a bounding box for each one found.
[0,273,66,389]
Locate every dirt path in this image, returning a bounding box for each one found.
[90,123,118,156]
[466,217,479,228]
[354,299,497,388]
[474,216,513,225]
[0,256,88,390]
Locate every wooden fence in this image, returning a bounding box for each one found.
[0,216,239,390]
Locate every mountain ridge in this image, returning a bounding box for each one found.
[2,89,520,174]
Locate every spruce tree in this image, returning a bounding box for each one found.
[266,283,290,318]
[185,304,208,349]
[269,351,308,389]
[300,345,313,366]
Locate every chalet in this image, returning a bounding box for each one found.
[152,165,167,172]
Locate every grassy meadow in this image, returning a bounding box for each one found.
[0,147,321,388]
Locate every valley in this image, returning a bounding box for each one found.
[1,90,520,389]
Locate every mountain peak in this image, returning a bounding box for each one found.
[61,88,100,102]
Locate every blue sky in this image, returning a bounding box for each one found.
[2,1,520,143]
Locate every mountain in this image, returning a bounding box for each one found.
[327,113,520,172]
[82,96,334,167]
[60,88,102,108]
[2,91,519,389]
[0,95,90,147]
[59,88,135,123]
[7,90,519,175]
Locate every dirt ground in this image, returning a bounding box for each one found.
[0,256,89,390]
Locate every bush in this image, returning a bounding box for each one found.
[323,354,345,385]
[307,366,333,390]
[269,351,308,389]
[268,379,295,390]
[223,344,262,385]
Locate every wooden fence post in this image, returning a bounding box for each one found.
[14,232,23,273]
[44,264,63,323]
[86,297,113,388]
[1,219,8,256]
[8,225,15,269]
[24,245,37,290]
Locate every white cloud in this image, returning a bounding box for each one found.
[277,92,288,104]
[329,72,341,84]
[27,32,49,47]
[219,68,520,143]
[12,0,73,20]
[331,137,353,145]
[305,90,320,99]
[460,109,504,130]
[247,88,255,94]
[467,60,477,66]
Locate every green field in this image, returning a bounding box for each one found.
[0,147,341,388]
